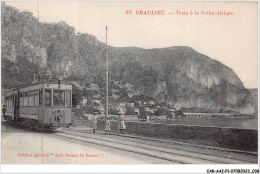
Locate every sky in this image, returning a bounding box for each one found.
[5,1,258,88]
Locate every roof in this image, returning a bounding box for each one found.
[6,78,72,90]
[3,80,72,95]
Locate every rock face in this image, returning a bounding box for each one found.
[1,4,255,113]
[248,88,258,115]
[108,47,254,113]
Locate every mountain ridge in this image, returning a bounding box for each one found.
[1,4,255,114]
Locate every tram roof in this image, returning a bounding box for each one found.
[3,80,72,95]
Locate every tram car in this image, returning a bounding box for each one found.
[4,80,72,130]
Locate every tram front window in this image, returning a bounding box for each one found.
[53,90,65,106]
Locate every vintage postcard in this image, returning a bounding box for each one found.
[1,1,259,173]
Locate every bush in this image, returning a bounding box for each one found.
[175,110,185,117]
[125,108,135,115]
[155,108,170,116]
[73,108,84,119]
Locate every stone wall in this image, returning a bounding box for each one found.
[95,120,257,152]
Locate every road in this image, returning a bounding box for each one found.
[1,123,258,164]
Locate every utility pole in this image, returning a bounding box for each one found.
[105,26,108,122]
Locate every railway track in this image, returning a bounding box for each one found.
[54,129,255,164]
[2,122,257,164]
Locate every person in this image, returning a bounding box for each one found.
[2,105,6,120]
[91,113,97,133]
[117,113,126,134]
[146,114,150,120]
[104,118,111,135]
[170,111,176,119]
[55,110,62,123]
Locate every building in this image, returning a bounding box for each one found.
[134,108,140,115]
[109,106,119,115]
[80,98,88,106]
[92,99,101,105]
[119,102,127,107]
[136,101,142,106]
[126,102,134,107]
[147,100,155,106]
[143,107,154,114]
[118,107,126,114]
[109,106,126,115]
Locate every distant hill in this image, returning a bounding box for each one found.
[1,4,255,114]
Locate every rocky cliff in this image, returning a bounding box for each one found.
[1,4,255,113]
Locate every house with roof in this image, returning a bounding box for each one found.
[147,100,155,106]
[80,97,88,106]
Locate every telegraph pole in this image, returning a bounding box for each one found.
[105,26,108,122]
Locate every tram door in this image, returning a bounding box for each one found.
[13,90,19,122]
